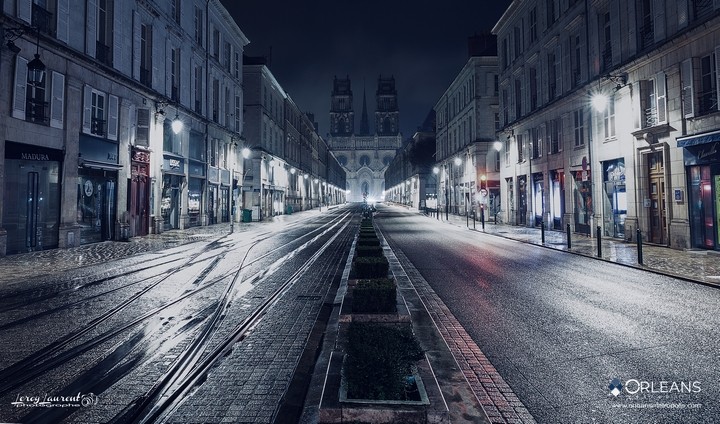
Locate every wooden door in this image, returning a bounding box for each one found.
[648,152,666,244]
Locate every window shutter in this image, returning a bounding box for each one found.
[653,0,665,42]
[82,85,92,134]
[152,26,162,89]
[50,72,65,129]
[132,11,141,81]
[555,44,563,96]
[715,46,720,113]
[86,0,97,57]
[136,108,150,146]
[677,0,688,28]
[113,0,124,72]
[56,0,70,43]
[681,59,694,118]
[655,72,667,124]
[166,39,173,97]
[17,0,31,23]
[12,55,28,119]
[107,95,119,140]
[631,82,642,129]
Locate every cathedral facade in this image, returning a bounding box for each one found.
[327,76,402,202]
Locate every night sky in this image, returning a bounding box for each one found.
[221,0,512,139]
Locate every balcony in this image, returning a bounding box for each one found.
[26,99,48,124]
[96,41,112,66]
[32,3,55,37]
[140,67,152,87]
[91,118,106,137]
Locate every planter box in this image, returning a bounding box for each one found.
[352,256,389,278]
[340,279,409,323]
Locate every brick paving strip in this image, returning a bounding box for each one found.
[382,237,537,424]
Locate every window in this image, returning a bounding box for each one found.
[224,86,230,127]
[494,112,500,131]
[548,52,557,100]
[574,109,584,147]
[529,8,537,44]
[234,51,240,79]
[234,95,241,132]
[636,73,667,127]
[224,42,231,72]
[603,95,616,139]
[549,118,561,154]
[212,28,220,59]
[170,48,180,102]
[194,66,203,113]
[514,79,522,119]
[572,35,582,87]
[494,74,499,96]
[517,133,525,163]
[194,7,203,45]
[505,137,511,164]
[546,0,557,28]
[136,108,150,146]
[25,64,48,124]
[140,23,152,86]
[171,0,181,24]
[212,79,219,123]
[601,12,612,71]
[502,38,508,69]
[96,0,113,66]
[502,88,509,125]
[639,0,654,50]
[699,54,717,115]
[531,127,541,158]
[681,59,695,118]
[529,67,538,111]
[514,26,522,59]
[82,85,118,140]
[359,155,371,167]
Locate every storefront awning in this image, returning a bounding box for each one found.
[677,130,720,147]
[79,159,122,171]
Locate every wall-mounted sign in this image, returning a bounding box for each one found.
[674,189,684,202]
[644,198,651,208]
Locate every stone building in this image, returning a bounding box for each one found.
[327,75,403,202]
[494,0,720,251]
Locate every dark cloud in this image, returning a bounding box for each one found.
[222,0,511,138]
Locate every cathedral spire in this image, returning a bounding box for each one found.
[359,82,370,136]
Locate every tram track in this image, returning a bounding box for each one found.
[0,210,352,420]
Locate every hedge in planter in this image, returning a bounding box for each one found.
[356,237,381,247]
[345,322,423,401]
[355,245,384,258]
[352,256,389,278]
[352,278,396,313]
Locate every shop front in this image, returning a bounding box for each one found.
[162,155,185,231]
[573,169,592,235]
[187,160,205,227]
[678,132,720,250]
[603,159,627,239]
[550,170,565,229]
[208,166,219,225]
[2,141,62,254]
[130,148,150,237]
[220,169,231,222]
[532,173,544,227]
[77,135,120,244]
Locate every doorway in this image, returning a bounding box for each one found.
[648,152,666,244]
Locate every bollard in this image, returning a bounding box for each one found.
[481,208,485,230]
[636,228,643,265]
[596,226,602,258]
[466,211,469,228]
[473,211,476,229]
[541,222,545,244]
[566,223,572,249]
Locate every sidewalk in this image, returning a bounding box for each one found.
[0,209,323,286]
[415,206,720,287]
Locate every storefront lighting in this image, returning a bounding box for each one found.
[171,113,183,134]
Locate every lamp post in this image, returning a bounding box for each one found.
[433,166,440,220]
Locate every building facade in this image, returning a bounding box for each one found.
[327,75,402,202]
[432,36,500,220]
[494,0,720,251]
[242,58,346,220]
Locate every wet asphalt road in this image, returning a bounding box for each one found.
[375,205,720,423]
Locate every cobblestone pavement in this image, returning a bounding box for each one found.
[418,208,720,287]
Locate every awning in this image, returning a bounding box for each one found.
[79,159,122,171]
[677,129,720,147]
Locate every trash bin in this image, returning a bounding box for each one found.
[286,205,293,215]
[242,209,253,222]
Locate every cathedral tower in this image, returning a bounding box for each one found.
[375,75,399,136]
[329,76,354,136]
